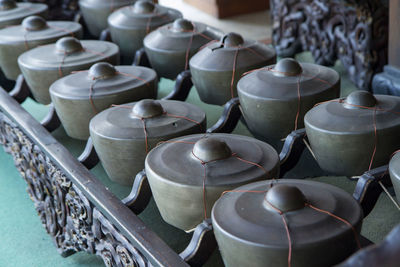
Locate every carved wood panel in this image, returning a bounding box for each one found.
[0,113,148,267]
[270,0,388,91]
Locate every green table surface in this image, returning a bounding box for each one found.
[0,52,399,267]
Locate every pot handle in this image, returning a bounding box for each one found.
[279,128,307,177]
[179,219,217,266]
[207,97,241,133]
[353,165,392,217]
[99,28,111,42]
[78,137,99,169]
[9,74,30,104]
[132,47,152,68]
[122,170,152,215]
[40,103,61,133]
[162,70,192,101]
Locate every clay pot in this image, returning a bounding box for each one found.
[144,18,223,79]
[305,91,400,176]
[0,16,82,80]
[50,62,158,140]
[389,152,400,203]
[212,179,363,267]
[145,133,280,231]
[18,37,119,104]
[237,58,340,149]
[90,99,206,185]
[0,0,48,29]
[108,0,181,62]
[189,32,276,105]
[78,0,134,37]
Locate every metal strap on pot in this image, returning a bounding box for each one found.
[110,104,203,154]
[219,187,362,267]
[157,138,274,220]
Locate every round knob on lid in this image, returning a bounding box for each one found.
[264,184,306,213]
[344,91,377,109]
[88,63,117,80]
[0,0,17,11]
[132,0,155,14]
[192,138,232,162]
[132,99,164,119]
[22,16,48,31]
[55,37,83,54]
[171,18,194,32]
[221,32,244,48]
[273,58,303,77]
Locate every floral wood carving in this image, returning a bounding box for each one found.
[0,113,148,267]
[270,0,388,91]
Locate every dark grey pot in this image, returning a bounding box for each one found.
[189,32,276,105]
[108,0,181,62]
[78,0,134,37]
[0,16,82,81]
[50,62,158,140]
[0,0,48,29]
[305,91,400,176]
[18,37,120,104]
[144,18,223,79]
[237,58,340,150]
[90,99,206,186]
[145,133,280,232]
[212,179,363,267]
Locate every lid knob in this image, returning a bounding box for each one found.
[192,138,232,162]
[273,58,302,77]
[55,37,83,54]
[221,32,244,48]
[0,0,17,11]
[344,91,377,109]
[132,99,164,119]
[171,18,194,32]
[22,16,48,31]
[132,0,155,14]
[88,63,117,80]
[264,184,306,213]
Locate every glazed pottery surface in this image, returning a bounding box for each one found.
[144,18,223,79]
[305,91,400,176]
[189,32,276,105]
[0,16,83,80]
[50,63,157,140]
[389,152,400,203]
[212,179,363,267]
[18,37,119,104]
[0,0,48,29]
[145,133,280,231]
[90,99,206,185]
[237,58,340,150]
[108,0,182,62]
[78,0,134,37]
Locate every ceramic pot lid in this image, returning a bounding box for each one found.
[90,99,206,139]
[0,0,47,27]
[305,91,400,134]
[144,18,220,52]
[189,32,275,72]
[237,58,340,99]
[108,0,182,30]
[50,63,156,99]
[0,16,81,44]
[79,0,133,8]
[18,37,119,69]
[212,179,362,247]
[145,133,279,186]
